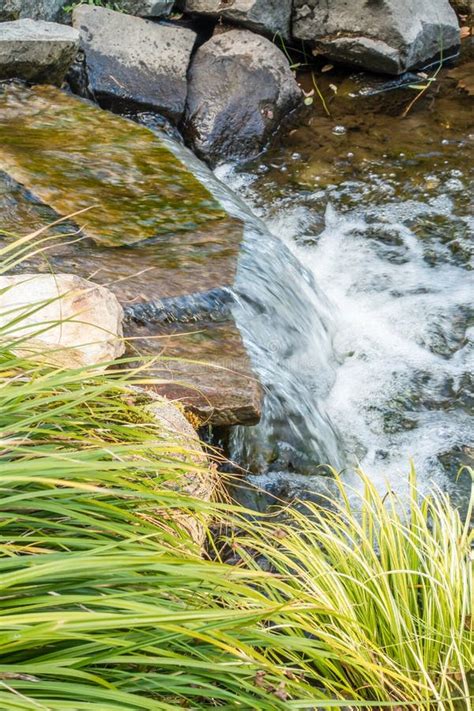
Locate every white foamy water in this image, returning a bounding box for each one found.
[216,163,473,503]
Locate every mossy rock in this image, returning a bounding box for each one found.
[0,83,228,247]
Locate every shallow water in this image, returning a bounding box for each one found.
[218,61,473,512]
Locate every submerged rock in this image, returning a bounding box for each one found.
[0,0,69,22]
[182,0,292,38]
[0,83,261,426]
[292,0,460,75]
[0,19,79,84]
[0,83,227,247]
[72,5,196,120]
[0,273,124,367]
[183,29,301,165]
[120,0,174,16]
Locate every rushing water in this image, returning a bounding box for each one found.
[216,68,473,513]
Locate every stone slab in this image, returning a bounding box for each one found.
[0,83,261,426]
[0,19,78,84]
[0,83,231,249]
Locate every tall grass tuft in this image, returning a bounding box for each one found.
[0,348,318,710]
[231,469,473,709]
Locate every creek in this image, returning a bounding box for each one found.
[209,64,473,515]
[1,55,472,517]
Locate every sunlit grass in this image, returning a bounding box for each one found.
[230,468,473,709]
[0,227,471,709]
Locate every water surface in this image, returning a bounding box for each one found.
[221,59,473,512]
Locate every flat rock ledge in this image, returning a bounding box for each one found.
[0,84,261,428]
[0,19,79,84]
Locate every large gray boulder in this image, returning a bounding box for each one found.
[0,19,79,84]
[72,5,196,120]
[183,29,301,165]
[0,0,68,22]
[292,0,460,75]
[120,0,174,17]
[182,0,292,38]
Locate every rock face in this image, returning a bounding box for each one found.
[0,273,125,367]
[72,5,196,120]
[0,1,68,22]
[120,0,174,16]
[183,29,301,165]
[0,19,79,84]
[292,0,460,75]
[183,0,292,38]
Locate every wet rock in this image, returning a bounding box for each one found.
[131,321,262,426]
[183,29,301,165]
[137,389,216,546]
[182,0,292,38]
[0,83,261,427]
[72,5,196,120]
[0,83,227,247]
[292,0,461,75]
[0,273,124,367]
[0,19,79,84]
[0,1,69,23]
[120,0,174,16]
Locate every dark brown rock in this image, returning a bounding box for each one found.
[183,29,301,166]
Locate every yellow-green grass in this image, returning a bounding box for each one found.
[0,227,471,709]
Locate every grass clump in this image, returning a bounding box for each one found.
[231,469,473,709]
[0,340,471,709]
